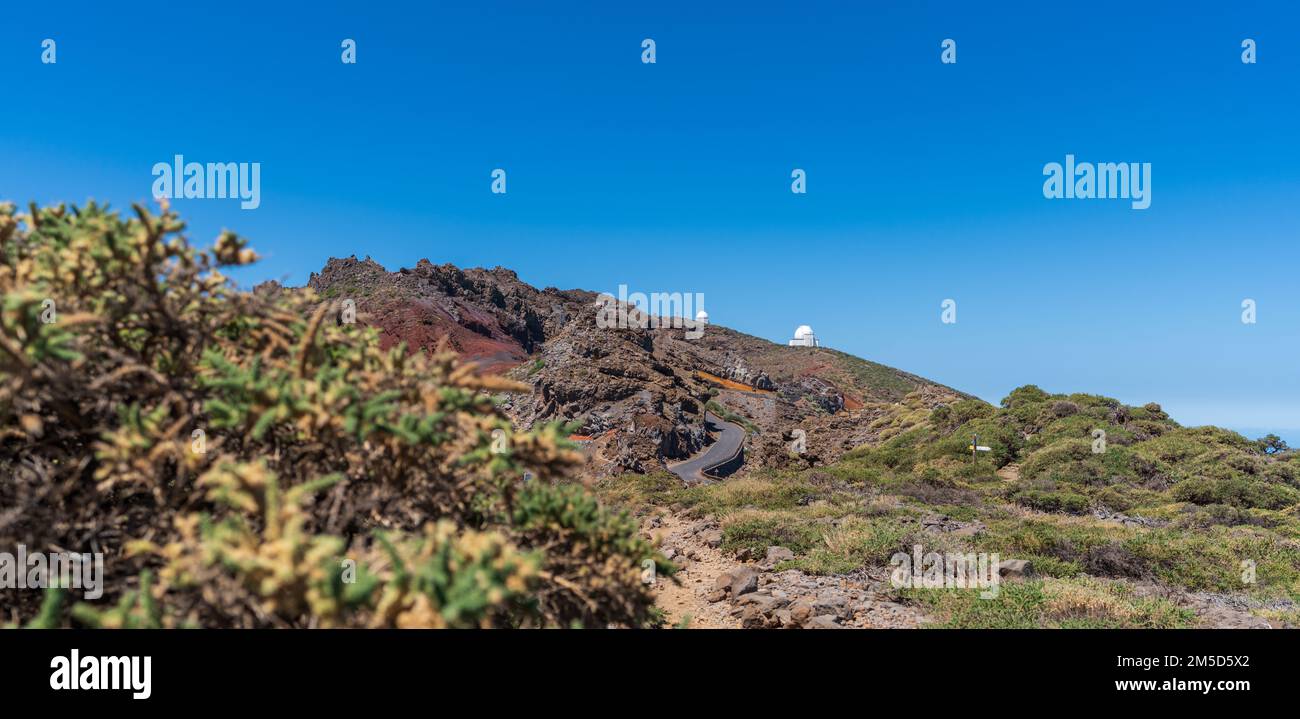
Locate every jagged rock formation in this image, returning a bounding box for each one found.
[306,256,593,373]
[303,257,967,476]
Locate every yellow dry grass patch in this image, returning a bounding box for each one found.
[1041,577,1144,624]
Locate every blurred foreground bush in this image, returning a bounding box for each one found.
[0,201,669,628]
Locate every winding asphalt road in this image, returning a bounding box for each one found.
[668,412,745,484]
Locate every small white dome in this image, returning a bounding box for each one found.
[695,309,709,322]
[794,325,814,339]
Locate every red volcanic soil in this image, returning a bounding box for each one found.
[302,255,595,376]
[369,298,529,374]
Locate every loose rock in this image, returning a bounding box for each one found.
[804,614,840,629]
[730,566,759,597]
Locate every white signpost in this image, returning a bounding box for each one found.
[969,434,992,460]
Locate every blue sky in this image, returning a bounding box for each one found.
[2,1,1297,439]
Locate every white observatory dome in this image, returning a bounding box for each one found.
[789,325,819,347]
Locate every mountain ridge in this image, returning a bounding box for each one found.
[295,255,970,475]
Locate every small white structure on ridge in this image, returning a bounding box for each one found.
[788,325,819,347]
[695,309,709,325]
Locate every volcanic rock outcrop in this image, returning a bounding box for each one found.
[303,257,967,476]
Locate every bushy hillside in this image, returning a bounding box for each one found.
[0,201,669,628]
[850,385,1300,517]
[601,386,1300,628]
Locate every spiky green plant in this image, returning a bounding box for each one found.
[0,200,667,628]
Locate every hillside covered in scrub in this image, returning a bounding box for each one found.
[598,387,1300,628]
[860,385,1298,517]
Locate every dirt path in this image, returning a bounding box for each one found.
[645,510,930,629]
[647,512,741,628]
[646,475,1288,630]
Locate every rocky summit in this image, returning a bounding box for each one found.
[299,255,966,476]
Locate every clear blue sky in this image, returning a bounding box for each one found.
[3,1,1297,440]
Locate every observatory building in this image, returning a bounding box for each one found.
[788,325,819,347]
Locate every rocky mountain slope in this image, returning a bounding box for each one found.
[303,256,594,373]
[298,256,968,476]
[597,385,1300,628]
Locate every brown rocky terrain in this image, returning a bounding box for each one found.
[299,255,595,373]
[645,512,932,629]
[299,256,968,476]
[644,509,1277,629]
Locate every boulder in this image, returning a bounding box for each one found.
[997,559,1034,579]
[740,605,768,628]
[729,566,759,597]
[812,588,852,617]
[735,593,787,614]
[788,597,814,624]
[803,614,841,629]
[766,545,795,561]
[764,546,795,566]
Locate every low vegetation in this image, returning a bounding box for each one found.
[706,400,759,435]
[906,577,1196,629]
[599,385,1300,627]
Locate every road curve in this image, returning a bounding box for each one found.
[668,412,745,484]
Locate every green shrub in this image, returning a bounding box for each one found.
[1010,487,1091,515]
[0,201,664,628]
[720,513,824,556]
[782,516,919,575]
[1171,475,1300,510]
